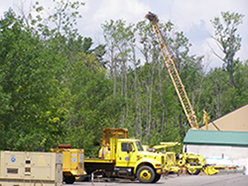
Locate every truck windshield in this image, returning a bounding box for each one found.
[136,141,144,151]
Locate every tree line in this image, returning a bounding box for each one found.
[0,1,247,156]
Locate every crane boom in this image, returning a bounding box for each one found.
[146,12,199,129]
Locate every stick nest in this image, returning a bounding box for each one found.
[145,12,159,23]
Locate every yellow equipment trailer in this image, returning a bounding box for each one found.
[50,144,85,184]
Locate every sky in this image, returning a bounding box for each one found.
[1,0,248,70]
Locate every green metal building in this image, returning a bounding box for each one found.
[183,130,248,160]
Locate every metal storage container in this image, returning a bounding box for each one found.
[0,151,63,186]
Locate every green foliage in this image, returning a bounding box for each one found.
[0,5,247,156]
[0,8,69,151]
[64,58,113,156]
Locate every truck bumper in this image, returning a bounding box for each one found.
[156,168,165,174]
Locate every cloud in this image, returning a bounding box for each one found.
[2,0,248,68]
[91,0,149,22]
[0,0,15,16]
[169,0,247,30]
[162,0,248,69]
[78,0,150,37]
[187,20,209,45]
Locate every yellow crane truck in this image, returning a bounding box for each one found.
[144,11,218,176]
[84,129,165,183]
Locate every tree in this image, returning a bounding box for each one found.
[211,11,244,88]
[205,11,248,118]
[0,9,70,151]
[0,2,108,154]
[102,20,135,128]
[65,58,113,156]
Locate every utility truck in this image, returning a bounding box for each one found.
[84,129,165,183]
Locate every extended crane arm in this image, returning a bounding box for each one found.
[146,12,199,129]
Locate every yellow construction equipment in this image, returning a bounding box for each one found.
[151,142,219,175]
[145,11,218,176]
[50,144,85,184]
[146,12,199,129]
[203,109,221,130]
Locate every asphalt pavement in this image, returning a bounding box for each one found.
[65,171,248,186]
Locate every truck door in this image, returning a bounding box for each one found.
[116,142,136,167]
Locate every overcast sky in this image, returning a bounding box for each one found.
[1,0,248,69]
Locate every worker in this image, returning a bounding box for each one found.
[106,143,111,159]
[98,143,110,159]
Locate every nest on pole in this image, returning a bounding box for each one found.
[145,12,159,23]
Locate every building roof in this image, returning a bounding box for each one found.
[201,104,248,132]
[183,130,248,147]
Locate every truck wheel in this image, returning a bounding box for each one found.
[137,166,155,183]
[186,162,201,175]
[152,174,161,183]
[64,175,75,184]
[76,175,90,182]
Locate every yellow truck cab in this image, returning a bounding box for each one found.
[84,132,165,183]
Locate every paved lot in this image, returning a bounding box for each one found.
[66,171,248,186]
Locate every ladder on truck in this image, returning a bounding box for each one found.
[146,12,199,129]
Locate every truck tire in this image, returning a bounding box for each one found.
[186,162,201,175]
[152,174,161,183]
[137,166,155,183]
[64,175,75,184]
